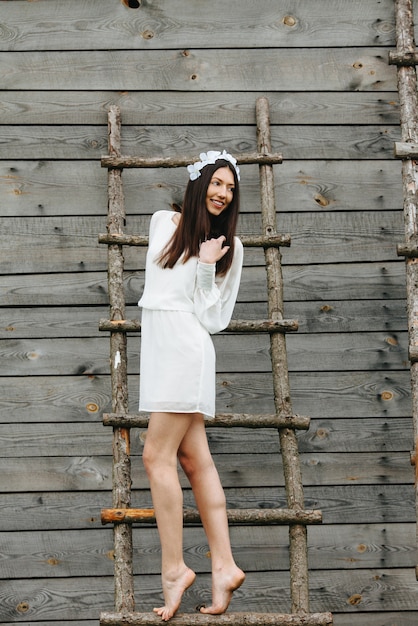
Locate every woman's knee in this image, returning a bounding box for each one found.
[177,448,194,477]
[142,440,162,476]
[178,447,214,479]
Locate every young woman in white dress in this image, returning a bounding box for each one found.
[138,151,245,621]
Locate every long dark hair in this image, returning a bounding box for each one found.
[158,159,240,276]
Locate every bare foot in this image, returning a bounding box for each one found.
[200,566,245,615]
[153,566,196,621]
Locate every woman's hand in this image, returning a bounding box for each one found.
[199,236,230,264]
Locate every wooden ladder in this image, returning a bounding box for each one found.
[389,0,418,579]
[98,97,333,626]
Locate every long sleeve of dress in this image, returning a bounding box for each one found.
[193,237,244,334]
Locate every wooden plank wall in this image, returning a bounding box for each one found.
[0,0,417,624]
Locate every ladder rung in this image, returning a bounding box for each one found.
[100,151,283,169]
[397,243,418,258]
[409,346,418,363]
[100,611,333,626]
[102,412,310,430]
[101,507,323,526]
[99,318,298,334]
[394,140,418,159]
[389,50,418,66]
[98,233,291,248]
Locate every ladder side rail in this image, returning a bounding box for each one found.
[107,105,135,611]
[393,0,418,579]
[256,96,310,614]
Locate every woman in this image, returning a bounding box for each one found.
[138,150,245,621]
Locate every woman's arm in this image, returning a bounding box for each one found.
[193,238,243,334]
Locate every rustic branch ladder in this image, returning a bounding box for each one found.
[98,98,333,626]
[389,0,418,578]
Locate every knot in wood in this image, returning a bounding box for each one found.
[381,390,394,401]
[314,193,330,207]
[283,15,297,27]
[16,602,30,613]
[122,0,141,8]
[141,30,154,40]
[348,593,362,606]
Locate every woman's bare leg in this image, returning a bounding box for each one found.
[178,414,245,614]
[142,412,197,621]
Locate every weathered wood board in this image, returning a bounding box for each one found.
[0,417,413,455]
[0,452,412,492]
[1,484,413,531]
[0,49,397,91]
[0,160,403,217]
[0,124,402,160]
[0,332,410,376]
[1,569,418,621]
[0,370,411,421]
[1,523,415,578]
[0,299,409,338]
[0,211,404,272]
[0,93,402,126]
[0,0,399,51]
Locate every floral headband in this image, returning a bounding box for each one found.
[187,150,240,182]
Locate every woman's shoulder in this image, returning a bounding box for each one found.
[233,236,243,253]
[150,209,174,224]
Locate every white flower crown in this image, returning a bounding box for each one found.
[187,150,240,182]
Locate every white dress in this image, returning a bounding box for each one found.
[138,210,243,418]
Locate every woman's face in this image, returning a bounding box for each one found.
[205,167,235,216]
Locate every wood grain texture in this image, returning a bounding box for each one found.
[1,523,415,579]
[0,0,397,51]
[0,417,412,456]
[0,124,401,160]
[0,92,401,126]
[0,211,403,274]
[0,160,403,217]
[0,451,412,492]
[0,370,410,423]
[0,484,413,531]
[0,49,396,92]
[0,299,408,339]
[0,330,410,377]
[0,261,407,307]
[1,569,418,620]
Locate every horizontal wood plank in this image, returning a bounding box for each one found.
[0,93,401,126]
[0,451,412,492]
[0,211,403,273]
[0,160,403,217]
[0,330,410,376]
[0,0,397,51]
[1,523,415,579]
[0,369,410,422]
[0,416,413,456]
[1,484,413,532]
[0,299,408,339]
[0,124,401,160]
[0,49,396,91]
[0,262,407,308]
[1,569,418,619]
